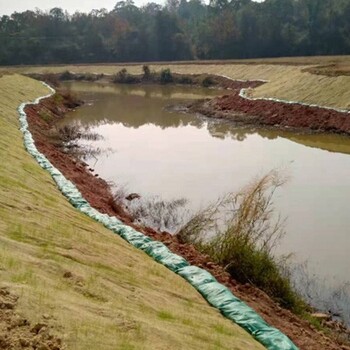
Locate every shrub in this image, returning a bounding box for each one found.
[60,90,82,108]
[177,170,305,312]
[160,68,173,84]
[142,65,151,80]
[201,76,215,87]
[129,196,189,233]
[82,73,98,81]
[178,75,193,84]
[59,70,74,81]
[53,93,63,105]
[113,68,139,84]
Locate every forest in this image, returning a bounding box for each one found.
[1,0,350,65]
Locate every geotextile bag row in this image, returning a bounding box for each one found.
[17,81,298,350]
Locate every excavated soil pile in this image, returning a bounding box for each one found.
[0,288,64,350]
[24,90,350,350]
[190,79,350,134]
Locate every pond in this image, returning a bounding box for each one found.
[62,81,350,294]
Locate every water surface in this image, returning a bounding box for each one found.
[63,81,350,286]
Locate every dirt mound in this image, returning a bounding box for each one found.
[191,79,350,135]
[0,288,64,350]
[25,90,350,350]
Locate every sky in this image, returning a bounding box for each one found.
[0,0,158,16]
[0,0,263,16]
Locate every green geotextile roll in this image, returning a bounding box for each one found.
[18,82,299,350]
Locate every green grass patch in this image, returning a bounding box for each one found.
[157,310,176,321]
[38,110,53,122]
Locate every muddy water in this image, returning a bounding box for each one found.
[63,81,350,286]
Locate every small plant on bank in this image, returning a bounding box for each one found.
[53,93,63,105]
[59,90,82,108]
[177,170,305,312]
[56,125,82,142]
[113,68,139,84]
[129,196,189,233]
[38,110,53,123]
[201,76,215,87]
[108,185,129,215]
[59,70,74,81]
[160,68,173,84]
[177,75,193,84]
[142,65,152,81]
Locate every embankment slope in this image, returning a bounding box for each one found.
[0,74,264,349]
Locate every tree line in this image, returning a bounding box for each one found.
[1,0,350,65]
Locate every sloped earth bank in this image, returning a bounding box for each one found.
[190,77,350,134]
[25,90,350,350]
[0,288,64,350]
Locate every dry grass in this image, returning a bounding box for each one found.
[178,170,305,311]
[0,74,265,349]
[2,56,350,109]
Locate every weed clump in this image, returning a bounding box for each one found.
[142,65,152,81]
[178,170,305,312]
[160,68,173,84]
[38,110,53,123]
[59,90,82,109]
[201,76,215,87]
[59,70,74,81]
[129,196,189,233]
[177,75,193,84]
[113,68,140,84]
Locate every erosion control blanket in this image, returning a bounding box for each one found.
[239,87,350,114]
[18,82,299,350]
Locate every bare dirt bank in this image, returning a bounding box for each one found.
[0,288,64,350]
[23,86,350,350]
[189,78,350,135]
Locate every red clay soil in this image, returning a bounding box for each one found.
[191,79,350,135]
[24,91,350,350]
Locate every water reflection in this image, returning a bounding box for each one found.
[64,81,350,154]
[62,82,350,289]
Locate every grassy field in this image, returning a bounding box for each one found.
[2,55,350,110]
[0,74,265,349]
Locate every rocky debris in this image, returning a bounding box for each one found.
[126,193,141,201]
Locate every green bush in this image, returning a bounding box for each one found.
[59,70,74,81]
[201,76,215,87]
[160,68,173,84]
[142,65,152,80]
[113,68,139,84]
[178,75,193,84]
[178,170,305,313]
[82,73,98,81]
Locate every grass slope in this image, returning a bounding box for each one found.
[2,56,350,110]
[0,74,264,350]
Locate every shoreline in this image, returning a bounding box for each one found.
[34,70,350,136]
[25,82,349,350]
